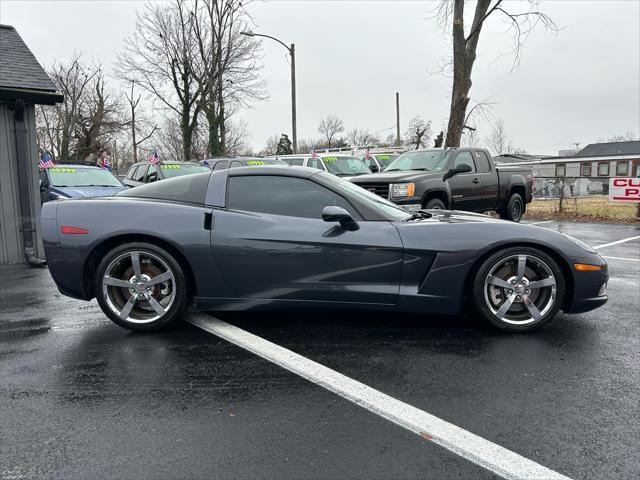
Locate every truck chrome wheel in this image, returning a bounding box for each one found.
[102,250,176,324]
[483,254,556,325]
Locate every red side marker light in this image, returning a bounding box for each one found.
[60,226,89,234]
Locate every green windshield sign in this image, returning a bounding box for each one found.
[50,167,77,173]
[323,156,337,162]
[161,165,181,169]
[246,160,266,165]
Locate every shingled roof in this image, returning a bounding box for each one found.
[0,24,62,104]
[575,140,640,157]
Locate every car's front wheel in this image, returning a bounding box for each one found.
[472,247,565,332]
[95,242,188,331]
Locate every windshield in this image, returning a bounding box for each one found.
[322,156,371,176]
[318,172,411,221]
[161,164,210,178]
[374,154,398,169]
[386,150,449,172]
[48,167,123,187]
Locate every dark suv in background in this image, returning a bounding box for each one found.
[123,161,210,187]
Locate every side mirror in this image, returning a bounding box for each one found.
[443,163,472,181]
[370,164,379,173]
[322,206,359,231]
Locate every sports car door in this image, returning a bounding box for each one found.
[211,175,403,305]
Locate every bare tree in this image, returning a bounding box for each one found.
[437,0,557,147]
[404,117,432,150]
[122,80,158,163]
[73,74,125,161]
[318,115,344,148]
[487,118,511,155]
[118,1,204,161]
[259,134,280,156]
[191,0,265,156]
[36,53,99,159]
[37,54,124,161]
[345,128,380,147]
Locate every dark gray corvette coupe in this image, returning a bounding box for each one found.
[41,166,608,332]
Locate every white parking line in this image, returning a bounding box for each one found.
[601,255,640,263]
[526,220,554,226]
[594,235,640,250]
[187,313,571,480]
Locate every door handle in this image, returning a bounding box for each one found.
[472,178,480,184]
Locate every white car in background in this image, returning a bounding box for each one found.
[269,153,372,180]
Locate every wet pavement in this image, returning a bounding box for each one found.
[1,220,638,480]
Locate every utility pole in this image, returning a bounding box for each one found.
[290,43,297,153]
[241,31,297,153]
[395,92,400,147]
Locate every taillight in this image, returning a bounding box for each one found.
[60,226,89,234]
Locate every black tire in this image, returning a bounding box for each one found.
[500,192,524,222]
[424,198,446,210]
[95,242,189,331]
[472,246,565,333]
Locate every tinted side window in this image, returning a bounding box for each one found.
[453,151,476,173]
[287,158,305,166]
[126,165,138,179]
[213,161,229,170]
[118,172,211,204]
[307,158,323,170]
[227,176,360,219]
[147,164,160,182]
[230,161,243,169]
[475,151,491,173]
[134,165,148,182]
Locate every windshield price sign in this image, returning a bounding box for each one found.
[609,178,640,202]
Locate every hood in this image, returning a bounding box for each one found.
[419,210,504,224]
[351,170,443,183]
[51,185,127,199]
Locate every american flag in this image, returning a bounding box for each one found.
[311,149,318,160]
[39,152,54,169]
[364,147,371,160]
[148,149,160,164]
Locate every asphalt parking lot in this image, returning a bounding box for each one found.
[1,220,638,480]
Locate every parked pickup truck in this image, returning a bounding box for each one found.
[350,148,533,222]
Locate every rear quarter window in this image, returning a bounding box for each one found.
[117,171,211,204]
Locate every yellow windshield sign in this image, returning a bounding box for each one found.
[323,156,338,162]
[377,155,390,160]
[50,167,77,173]
[246,160,266,165]
[160,164,181,169]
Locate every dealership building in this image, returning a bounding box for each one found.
[0,24,63,264]
[496,140,640,178]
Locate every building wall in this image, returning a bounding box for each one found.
[0,103,44,264]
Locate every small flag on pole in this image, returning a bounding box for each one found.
[39,151,54,169]
[148,149,160,164]
[364,147,371,160]
[311,149,318,160]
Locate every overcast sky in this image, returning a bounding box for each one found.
[1,0,639,154]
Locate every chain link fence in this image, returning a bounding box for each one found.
[528,177,639,219]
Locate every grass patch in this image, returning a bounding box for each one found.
[525,196,638,222]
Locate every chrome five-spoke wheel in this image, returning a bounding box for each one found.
[96,243,187,331]
[484,254,556,325]
[473,247,565,332]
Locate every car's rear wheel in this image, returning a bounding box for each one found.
[500,193,524,222]
[95,242,188,331]
[424,198,446,210]
[472,247,565,332]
